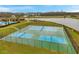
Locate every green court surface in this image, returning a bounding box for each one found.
[1,25,76,54]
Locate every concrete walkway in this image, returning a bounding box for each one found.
[31,18,79,32]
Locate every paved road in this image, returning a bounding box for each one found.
[30,18,79,32]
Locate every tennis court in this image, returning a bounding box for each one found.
[1,25,76,53]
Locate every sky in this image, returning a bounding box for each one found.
[0,5,79,12]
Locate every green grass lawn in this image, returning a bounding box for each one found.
[31,20,62,27]
[65,28,79,53]
[0,40,59,54]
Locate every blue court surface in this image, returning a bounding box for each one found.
[2,25,76,53]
